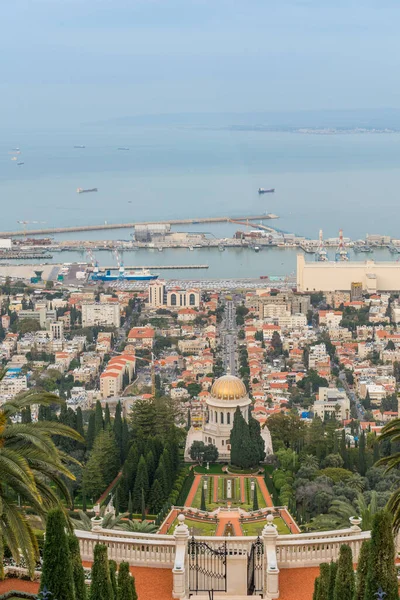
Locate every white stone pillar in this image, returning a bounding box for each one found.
[263,514,280,600]
[172,513,190,599]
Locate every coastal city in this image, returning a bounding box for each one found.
[1,239,400,598]
[3,0,400,599]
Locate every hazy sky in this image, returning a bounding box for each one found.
[3,0,400,129]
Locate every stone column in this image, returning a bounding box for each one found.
[172,513,190,599]
[263,514,280,600]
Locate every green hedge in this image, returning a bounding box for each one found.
[174,466,194,507]
[0,592,37,599]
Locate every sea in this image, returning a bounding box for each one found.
[2,126,400,280]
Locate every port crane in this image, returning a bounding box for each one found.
[335,229,349,261]
[85,249,99,277]
[315,229,328,262]
[17,220,46,238]
[113,249,126,279]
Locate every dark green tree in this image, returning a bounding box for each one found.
[104,403,111,429]
[230,407,257,468]
[333,545,354,600]
[253,485,259,511]
[114,401,124,462]
[154,454,169,497]
[86,412,96,450]
[132,455,149,512]
[365,511,399,600]
[40,508,75,600]
[248,411,266,464]
[121,419,130,461]
[354,540,370,600]
[76,406,84,438]
[328,561,338,600]
[120,445,140,507]
[117,561,137,600]
[149,479,165,514]
[145,450,156,485]
[200,485,207,512]
[109,560,118,600]
[316,563,330,600]
[141,488,146,521]
[128,491,133,519]
[68,534,87,600]
[90,544,113,600]
[83,429,120,499]
[94,400,104,438]
[358,431,367,476]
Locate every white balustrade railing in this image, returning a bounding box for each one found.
[195,535,255,555]
[75,530,175,568]
[276,531,370,568]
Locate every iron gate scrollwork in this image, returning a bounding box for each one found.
[188,536,227,593]
[247,536,264,595]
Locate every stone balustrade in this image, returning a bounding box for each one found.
[276,531,370,568]
[75,530,175,568]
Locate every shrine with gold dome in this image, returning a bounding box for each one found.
[185,372,273,461]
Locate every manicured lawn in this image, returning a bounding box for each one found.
[241,517,291,536]
[194,464,226,474]
[189,476,267,513]
[167,517,217,536]
[191,476,220,511]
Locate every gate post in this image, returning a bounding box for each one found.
[173,513,190,599]
[262,514,280,599]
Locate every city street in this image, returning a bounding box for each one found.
[221,300,237,375]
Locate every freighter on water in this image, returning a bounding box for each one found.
[77,188,98,194]
[258,188,275,194]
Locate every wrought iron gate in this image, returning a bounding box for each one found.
[188,536,227,593]
[247,536,264,595]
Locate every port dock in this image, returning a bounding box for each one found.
[93,264,209,270]
[1,214,278,238]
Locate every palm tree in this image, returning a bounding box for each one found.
[329,492,378,531]
[0,388,83,572]
[377,418,400,531]
[71,508,128,531]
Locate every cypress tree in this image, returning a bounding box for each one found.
[200,485,207,512]
[109,560,118,600]
[87,412,96,450]
[132,455,149,512]
[161,448,173,492]
[354,540,370,600]
[149,479,165,514]
[68,534,87,600]
[82,486,87,512]
[316,563,330,600]
[230,407,243,467]
[128,491,133,519]
[373,439,380,464]
[83,429,120,499]
[358,431,366,476]
[117,562,137,600]
[104,403,111,430]
[21,406,32,423]
[90,544,113,600]
[365,511,399,600]
[333,545,354,600]
[121,419,130,462]
[121,445,140,506]
[141,488,146,521]
[40,508,75,600]
[76,406,84,438]
[230,408,255,468]
[154,454,169,497]
[248,410,265,464]
[253,485,259,511]
[114,401,123,461]
[94,400,104,438]
[145,450,155,485]
[328,560,338,600]
[312,577,320,600]
[340,430,348,469]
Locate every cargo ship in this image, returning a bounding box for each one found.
[258,188,275,194]
[92,266,158,282]
[77,188,98,194]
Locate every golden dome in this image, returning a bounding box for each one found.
[210,374,247,401]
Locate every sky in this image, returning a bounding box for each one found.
[3,0,400,129]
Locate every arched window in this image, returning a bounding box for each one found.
[227,412,231,425]
[171,293,177,306]
[215,411,217,423]
[222,440,224,446]
[220,412,224,424]
[189,293,196,306]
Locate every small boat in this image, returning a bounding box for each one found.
[258,188,275,194]
[11,157,17,161]
[74,145,85,149]
[17,162,24,166]
[77,188,98,194]
[118,147,130,151]
[254,246,260,252]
